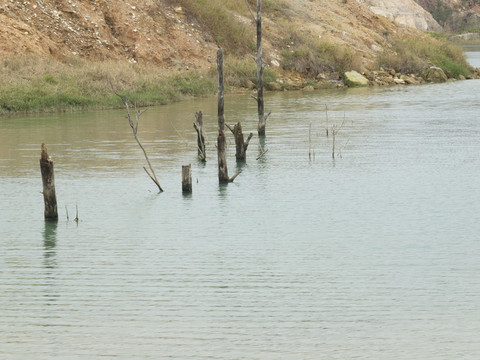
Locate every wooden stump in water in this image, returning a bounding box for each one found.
[40,143,58,220]
[182,164,192,194]
[193,111,206,162]
[227,122,253,161]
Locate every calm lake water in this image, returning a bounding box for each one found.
[1,53,480,360]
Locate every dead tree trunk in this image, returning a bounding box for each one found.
[115,93,164,192]
[40,143,58,220]
[247,0,271,136]
[193,111,206,161]
[217,48,241,183]
[226,122,253,161]
[182,164,192,193]
[217,48,230,183]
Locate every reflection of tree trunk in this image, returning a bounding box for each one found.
[182,164,192,193]
[226,122,253,161]
[193,111,206,161]
[40,143,58,220]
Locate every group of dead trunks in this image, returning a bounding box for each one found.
[39,1,269,219]
[214,0,270,183]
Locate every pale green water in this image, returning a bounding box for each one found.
[1,55,480,359]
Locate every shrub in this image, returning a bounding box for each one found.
[378,36,473,78]
[167,0,251,54]
[278,22,361,76]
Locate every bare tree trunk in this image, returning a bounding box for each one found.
[226,122,253,161]
[217,48,241,183]
[247,0,271,136]
[193,111,206,161]
[40,143,58,220]
[182,164,192,193]
[217,48,230,183]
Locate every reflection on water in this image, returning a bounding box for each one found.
[42,220,57,269]
[1,54,480,360]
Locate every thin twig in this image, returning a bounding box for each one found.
[229,170,242,182]
[256,148,269,160]
[74,202,79,223]
[113,91,164,192]
[245,0,256,21]
[168,118,189,147]
[264,111,272,122]
[225,123,234,134]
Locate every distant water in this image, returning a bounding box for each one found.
[466,47,480,67]
[1,54,480,360]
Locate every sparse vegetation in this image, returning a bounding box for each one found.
[279,23,362,76]
[378,36,474,78]
[219,56,277,88]
[167,0,251,54]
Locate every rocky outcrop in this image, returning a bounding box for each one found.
[414,0,480,33]
[344,71,370,87]
[357,0,442,31]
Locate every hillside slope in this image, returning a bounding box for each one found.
[414,0,480,32]
[0,0,423,71]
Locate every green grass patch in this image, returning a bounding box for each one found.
[0,56,216,115]
[378,35,474,78]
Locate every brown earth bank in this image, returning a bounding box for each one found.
[0,0,431,71]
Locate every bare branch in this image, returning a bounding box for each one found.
[113,90,164,192]
[250,94,258,103]
[229,170,242,183]
[245,0,256,21]
[245,132,254,146]
[264,111,272,122]
[225,122,235,134]
[256,148,269,160]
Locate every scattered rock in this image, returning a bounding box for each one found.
[174,7,185,16]
[245,80,255,90]
[266,81,283,91]
[423,66,448,83]
[271,59,280,67]
[344,70,369,87]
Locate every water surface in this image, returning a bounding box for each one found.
[1,55,480,360]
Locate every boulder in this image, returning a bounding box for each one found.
[423,66,448,83]
[344,71,369,87]
[357,0,442,32]
[266,81,283,91]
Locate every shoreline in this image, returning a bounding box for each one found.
[1,56,478,118]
